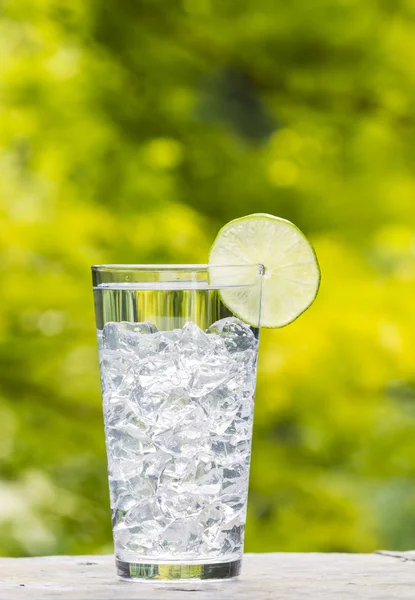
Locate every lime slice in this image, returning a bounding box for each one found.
[209,213,321,328]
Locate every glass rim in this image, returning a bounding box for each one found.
[92,263,264,272]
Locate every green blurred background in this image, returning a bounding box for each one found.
[1,0,415,557]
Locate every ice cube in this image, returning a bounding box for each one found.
[157,455,221,521]
[180,321,210,354]
[177,321,216,374]
[155,388,197,433]
[138,354,181,389]
[210,435,251,465]
[99,350,133,394]
[159,490,205,519]
[140,450,170,479]
[192,458,222,496]
[155,328,181,353]
[155,421,209,458]
[206,387,244,435]
[207,317,257,354]
[124,501,170,531]
[159,517,203,555]
[189,356,234,398]
[223,416,252,441]
[112,429,156,456]
[200,503,230,553]
[115,501,172,553]
[112,492,136,516]
[159,455,193,482]
[102,321,158,353]
[217,493,246,512]
[125,476,156,499]
[103,394,131,428]
[109,455,144,483]
[221,462,248,496]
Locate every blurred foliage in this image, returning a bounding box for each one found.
[1,0,415,556]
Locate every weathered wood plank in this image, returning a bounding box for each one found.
[376,550,415,562]
[0,553,414,599]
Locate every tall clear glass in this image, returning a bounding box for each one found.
[92,264,263,581]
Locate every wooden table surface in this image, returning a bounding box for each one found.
[0,552,414,599]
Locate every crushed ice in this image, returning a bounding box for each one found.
[99,318,258,560]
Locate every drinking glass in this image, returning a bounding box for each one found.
[92,264,263,581]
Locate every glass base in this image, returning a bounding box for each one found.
[116,558,241,581]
